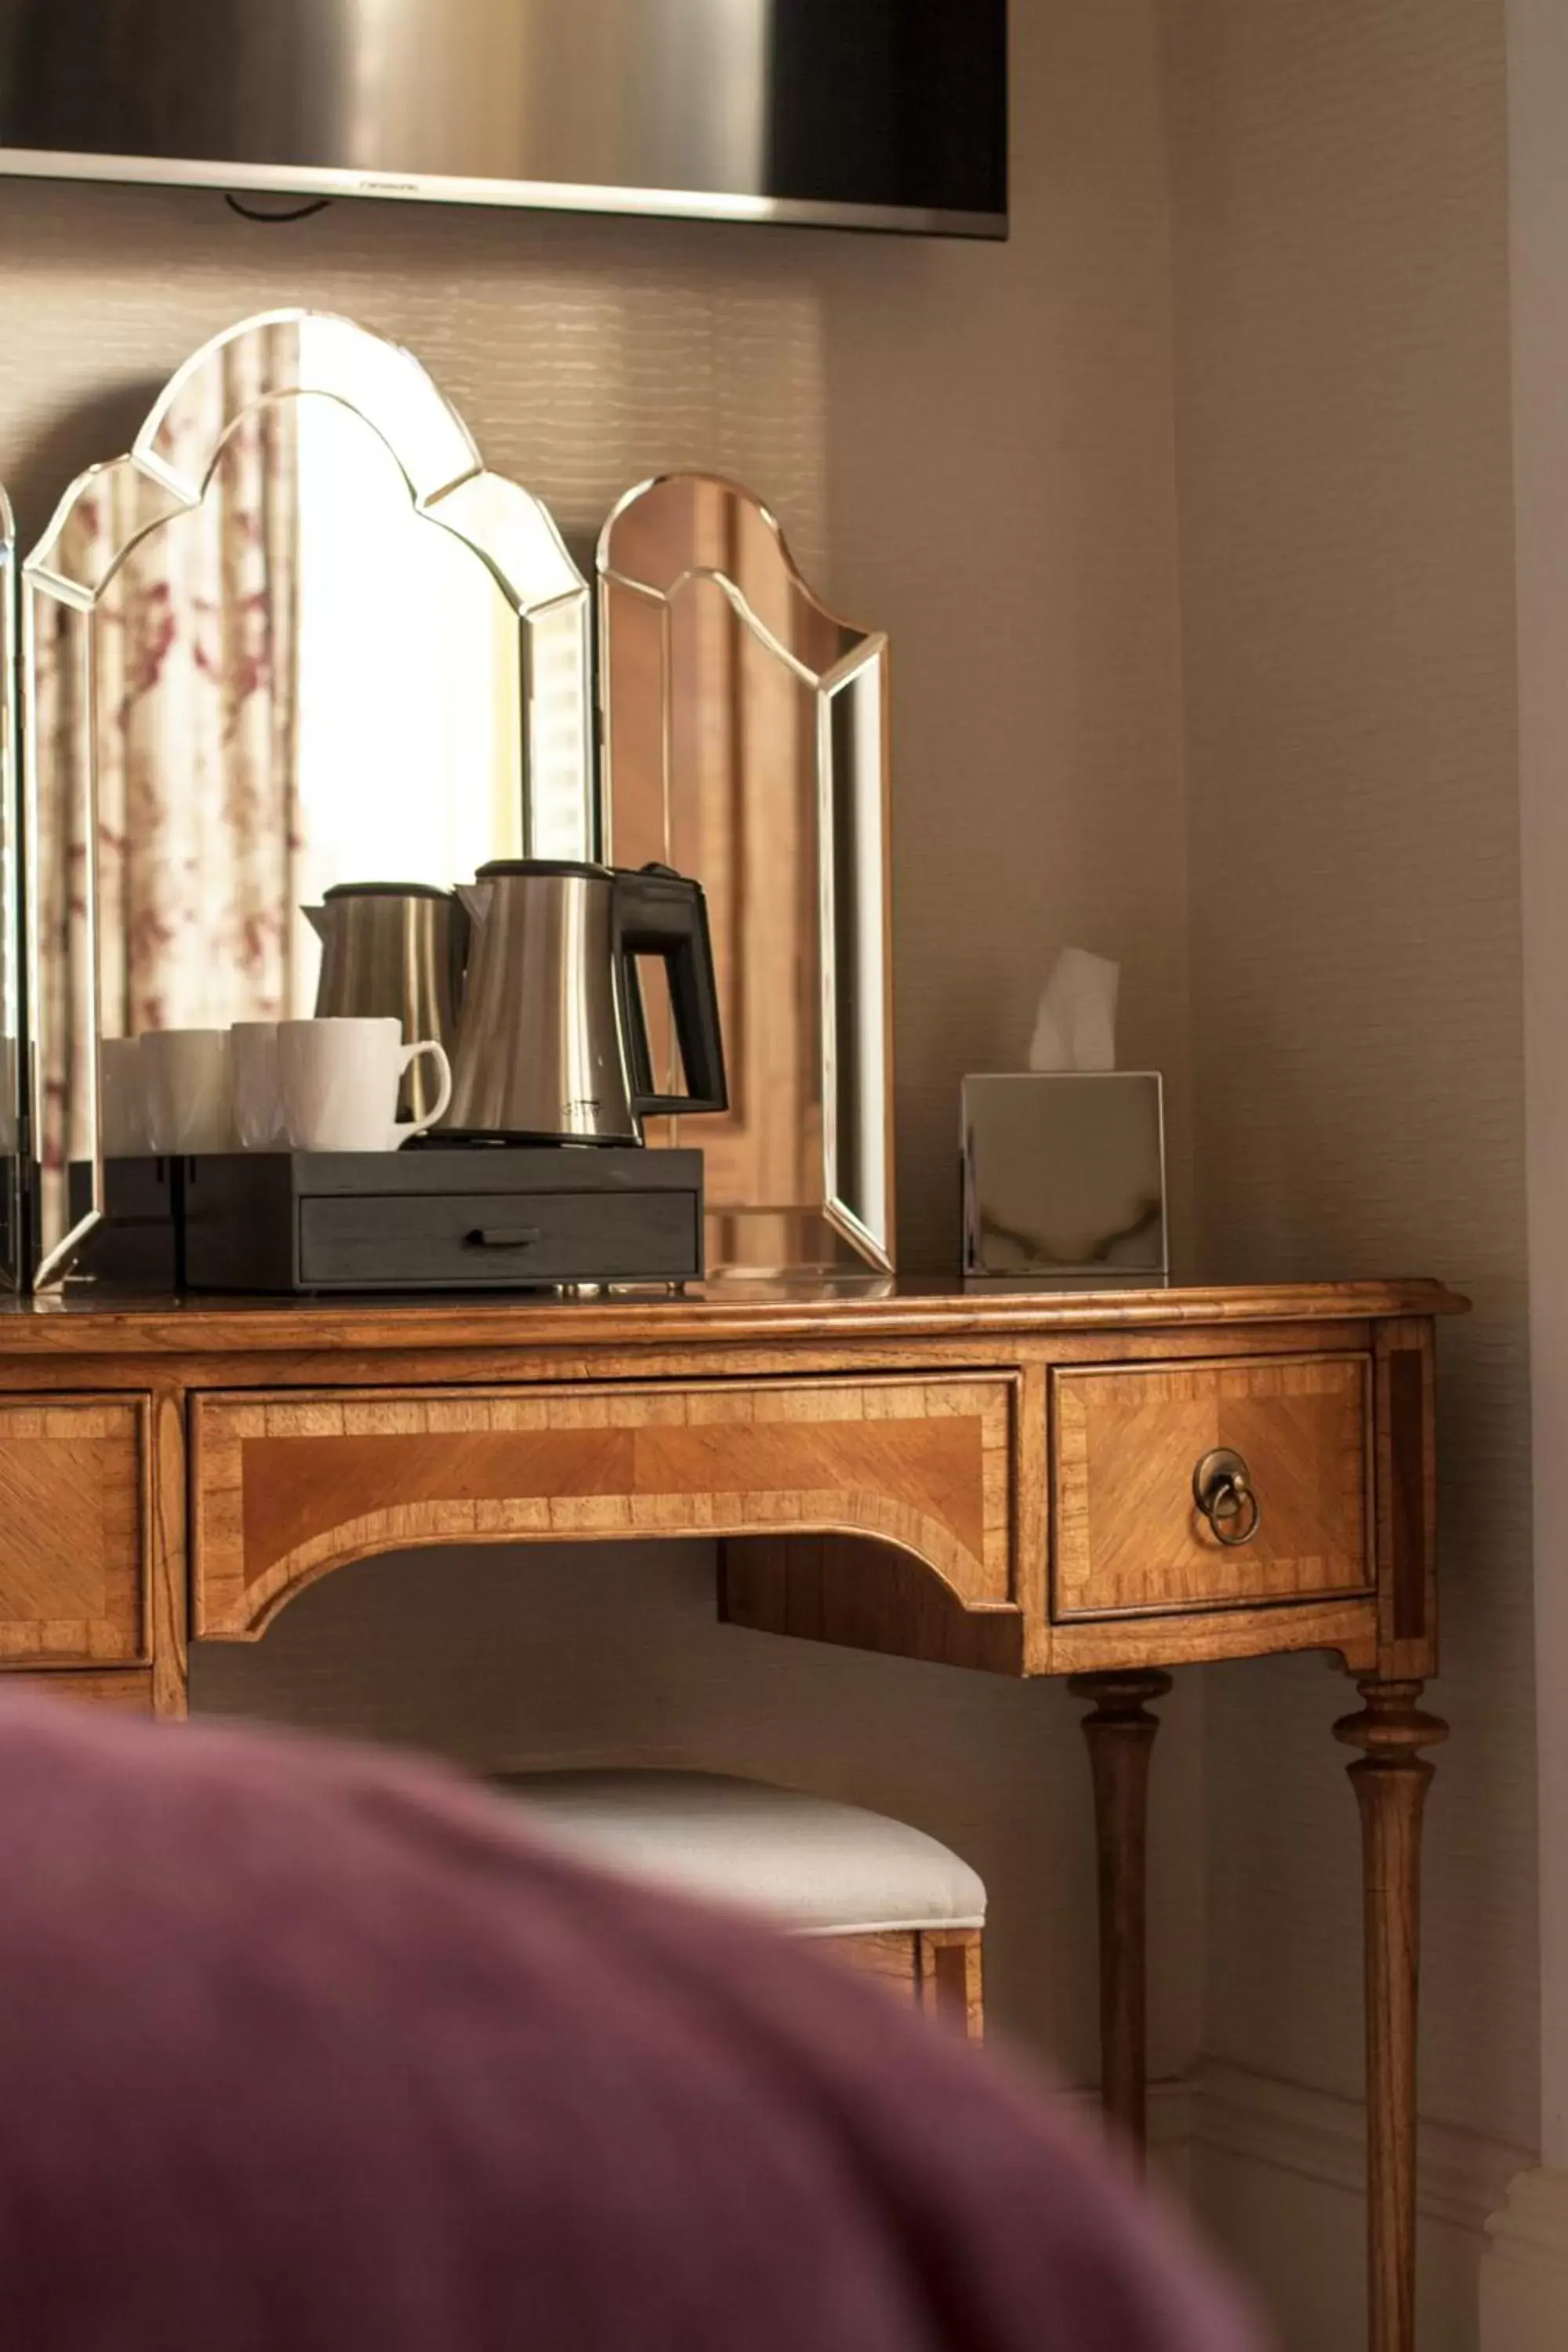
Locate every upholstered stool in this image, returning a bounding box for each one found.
[493,1770,986,2038]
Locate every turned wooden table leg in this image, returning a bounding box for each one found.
[1334,1679,1448,2352]
[1069,1669,1172,2162]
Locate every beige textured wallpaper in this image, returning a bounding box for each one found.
[0,176,829,578]
[818,0,1192,1271]
[0,2,1204,2085]
[1163,0,1532,2335]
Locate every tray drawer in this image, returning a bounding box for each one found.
[1053,1356,1371,1620]
[0,1398,147,1665]
[298,1189,701,1289]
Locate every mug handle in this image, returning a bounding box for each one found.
[392,1040,453,1146]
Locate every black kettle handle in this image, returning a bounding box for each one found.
[612,865,728,1118]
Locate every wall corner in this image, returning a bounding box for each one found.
[1480,2169,1568,2348]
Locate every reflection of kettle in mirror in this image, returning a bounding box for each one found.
[305,883,468,1126]
[444,859,728,1145]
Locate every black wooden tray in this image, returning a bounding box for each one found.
[177,1146,704,1294]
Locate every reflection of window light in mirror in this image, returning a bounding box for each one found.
[0,535,15,1042]
[528,602,596,857]
[292,398,524,1007]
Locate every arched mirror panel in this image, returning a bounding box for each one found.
[599,473,893,1276]
[22,310,595,1281]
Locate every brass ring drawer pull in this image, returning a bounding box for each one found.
[1192,1447,1261,1547]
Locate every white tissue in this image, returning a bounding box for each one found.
[1028,947,1120,1073]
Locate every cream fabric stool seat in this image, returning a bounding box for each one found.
[494,1770,986,2035]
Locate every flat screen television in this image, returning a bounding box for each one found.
[0,1,1007,238]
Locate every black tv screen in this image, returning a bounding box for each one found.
[0,0,1008,237]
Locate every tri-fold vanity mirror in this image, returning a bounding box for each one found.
[2,309,895,1290]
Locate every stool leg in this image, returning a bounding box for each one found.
[1069,1669,1172,2164]
[919,1930,984,2040]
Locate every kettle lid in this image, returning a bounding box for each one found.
[323,880,454,899]
[474,858,614,881]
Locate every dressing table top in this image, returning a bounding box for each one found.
[0,1275,1466,1356]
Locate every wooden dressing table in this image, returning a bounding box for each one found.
[0,1274,1463,2352]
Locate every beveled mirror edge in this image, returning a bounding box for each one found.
[136,310,477,500]
[1,485,20,1289]
[820,637,895,1276]
[21,575,102,1289]
[27,455,183,607]
[597,469,832,688]
[27,310,591,623]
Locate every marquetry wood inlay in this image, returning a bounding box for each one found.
[1053,1355,1371,1620]
[13,1670,156,1713]
[0,1398,147,1665]
[193,1375,1016,1639]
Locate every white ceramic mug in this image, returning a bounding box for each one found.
[142,1029,235,1155]
[277,1018,452,1152]
[230,1022,287,1151]
[100,1036,150,1157]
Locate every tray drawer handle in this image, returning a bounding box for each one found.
[1192,1447,1261,1547]
[465,1228,543,1251]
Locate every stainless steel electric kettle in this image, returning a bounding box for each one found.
[444,860,727,1144]
[304,883,467,1124]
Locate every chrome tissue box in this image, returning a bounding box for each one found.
[960,1073,1167,1290]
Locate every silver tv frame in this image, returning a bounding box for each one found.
[0,146,1006,238]
[0,0,1007,241]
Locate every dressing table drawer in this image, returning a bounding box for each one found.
[1052,1356,1371,1621]
[192,1373,1018,1639]
[296,1189,702,1290]
[0,1399,147,1665]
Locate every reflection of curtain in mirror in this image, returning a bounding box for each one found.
[33,344,300,1192]
[103,376,301,1033]
[32,603,93,1207]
